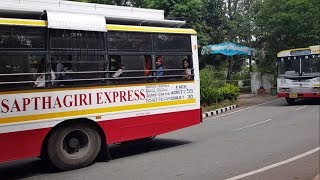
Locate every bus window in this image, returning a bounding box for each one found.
[158,55,193,81]
[50,29,104,51]
[144,55,152,76]
[153,34,191,52]
[109,55,150,84]
[50,29,106,87]
[302,56,320,74]
[279,58,300,75]
[0,26,46,50]
[51,54,106,86]
[0,54,45,90]
[107,32,152,52]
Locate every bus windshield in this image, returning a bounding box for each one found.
[279,56,320,75]
[279,58,300,75]
[302,57,320,74]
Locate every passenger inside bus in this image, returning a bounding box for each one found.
[144,55,152,76]
[34,62,56,88]
[33,58,46,87]
[111,64,125,84]
[182,59,192,79]
[155,56,164,78]
[53,62,73,86]
[112,64,125,78]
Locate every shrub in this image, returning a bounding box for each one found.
[200,66,225,106]
[200,66,225,88]
[200,86,223,106]
[219,83,240,101]
[200,66,240,106]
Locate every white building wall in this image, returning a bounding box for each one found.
[251,72,274,94]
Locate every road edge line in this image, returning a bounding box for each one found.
[224,147,320,180]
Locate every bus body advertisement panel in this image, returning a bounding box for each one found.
[0,82,196,129]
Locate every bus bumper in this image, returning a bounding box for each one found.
[278,92,320,98]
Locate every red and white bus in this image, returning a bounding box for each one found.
[277,45,320,104]
[0,3,201,170]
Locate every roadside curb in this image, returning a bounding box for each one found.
[202,104,238,118]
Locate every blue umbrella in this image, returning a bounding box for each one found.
[202,42,254,56]
[202,42,254,80]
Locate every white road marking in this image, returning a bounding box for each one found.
[206,98,284,120]
[233,119,273,132]
[295,105,308,111]
[225,147,320,180]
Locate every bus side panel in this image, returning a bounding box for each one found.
[0,128,50,162]
[0,109,201,162]
[99,109,201,144]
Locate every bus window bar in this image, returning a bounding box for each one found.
[0,69,194,76]
[0,72,49,76]
[0,75,194,85]
[50,48,104,51]
[111,74,194,80]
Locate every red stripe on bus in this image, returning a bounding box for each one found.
[0,109,201,163]
[278,93,320,98]
[0,128,50,162]
[100,109,201,143]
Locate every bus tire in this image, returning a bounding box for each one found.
[46,123,101,171]
[286,97,295,105]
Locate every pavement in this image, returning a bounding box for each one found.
[237,93,279,108]
[218,94,319,180]
[203,93,278,118]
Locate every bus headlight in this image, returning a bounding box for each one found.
[314,87,319,92]
[285,88,290,92]
[281,88,286,92]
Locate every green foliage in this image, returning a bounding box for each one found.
[202,0,226,44]
[219,83,240,101]
[201,87,223,106]
[200,66,226,87]
[146,0,223,46]
[200,66,240,106]
[253,0,320,74]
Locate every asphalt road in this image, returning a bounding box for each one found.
[0,98,319,180]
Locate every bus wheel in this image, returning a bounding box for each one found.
[286,98,296,105]
[46,123,101,171]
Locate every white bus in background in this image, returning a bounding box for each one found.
[277,45,320,104]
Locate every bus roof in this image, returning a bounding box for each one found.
[0,17,197,35]
[277,45,320,57]
[0,0,185,28]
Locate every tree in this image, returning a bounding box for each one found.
[223,0,258,44]
[253,0,320,73]
[146,0,211,46]
[203,0,226,44]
